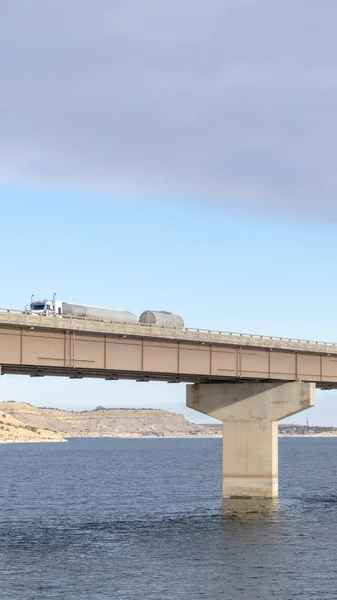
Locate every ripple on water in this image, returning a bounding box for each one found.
[0,437,337,599]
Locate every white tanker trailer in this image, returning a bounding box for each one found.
[27,295,184,328]
[139,310,184,329]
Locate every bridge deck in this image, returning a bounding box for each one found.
[1,310,337,388]
[0,309,336,354]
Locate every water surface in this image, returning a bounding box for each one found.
[1,438,337,599]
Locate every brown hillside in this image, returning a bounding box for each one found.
[0,402,221,439]
[0,409,65,443]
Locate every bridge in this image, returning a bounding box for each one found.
[0,308,336,499]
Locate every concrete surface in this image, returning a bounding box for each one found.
[187,381,316,498]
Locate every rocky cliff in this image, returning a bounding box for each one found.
[0,409,65,443]
[0,402,221,441]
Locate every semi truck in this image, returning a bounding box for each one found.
[27,294,184,328]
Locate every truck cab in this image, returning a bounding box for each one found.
[27,295,63,316]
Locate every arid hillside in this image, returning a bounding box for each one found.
[0,402,222,439]
[0,409,65,443]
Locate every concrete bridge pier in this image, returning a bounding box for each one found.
[187,381,316,499]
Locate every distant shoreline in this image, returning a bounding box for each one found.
[1,433,337,444]
[279,434,337,438]
[0,439,67,444]
[0,402,335,443]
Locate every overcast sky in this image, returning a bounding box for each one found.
[1,1,337,218]
[1,2,337,425]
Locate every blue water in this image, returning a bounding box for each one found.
[1,437,337,599]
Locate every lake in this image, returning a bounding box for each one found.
[1,437,337,599]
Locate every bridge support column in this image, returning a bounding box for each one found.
[187,381,315,499]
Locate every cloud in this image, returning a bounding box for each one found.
[1,0,337,217]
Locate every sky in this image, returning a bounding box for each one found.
[1,1,337,425]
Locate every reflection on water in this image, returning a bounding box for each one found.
[221,498,279,522]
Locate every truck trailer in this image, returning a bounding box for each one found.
[27,294,184,328]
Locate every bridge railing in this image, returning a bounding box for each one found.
[0,307,336,353]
